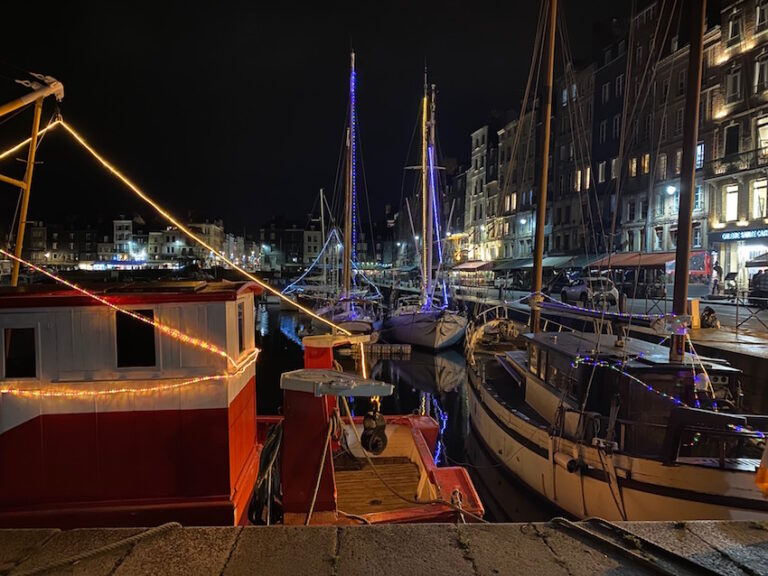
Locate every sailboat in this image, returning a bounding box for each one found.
[285,53,383,335]
[465,0,768,521]
[384,72,467,350]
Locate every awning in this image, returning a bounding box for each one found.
[452,260,493,272]
[590,251,677,268]
[493,258,533,272]
[747,252,768,267]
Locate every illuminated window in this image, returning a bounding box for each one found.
[675,150,682,175]
[694,185,704,210]
[629,157,637,177]
[598,161,606,183]
[116,309,156,368]
[3,328,36,378]
[754,179,767,219]
[642,153,650,174]
[562,88,568,106]
[696,142,704,168]
[585,166,591,188]
[611,158,618,179]
[725,184,739,222]
[654,227,663,250]
[574,169,582,191]
[693,223,702,247]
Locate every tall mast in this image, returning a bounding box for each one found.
[421,68,430,304]
[426,83,436,301]
[530,0,557,332]
[342,51,355,301]
[670,0,706,361]
[320,188,327,287]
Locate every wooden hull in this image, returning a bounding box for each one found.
[468,366,768,521]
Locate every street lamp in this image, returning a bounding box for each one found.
[666,185,677,196]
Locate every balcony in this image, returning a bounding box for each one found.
[703,148,768,179]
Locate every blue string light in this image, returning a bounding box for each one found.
[428,145,449,307]
[432,397,448,464]
[350,64,358,282]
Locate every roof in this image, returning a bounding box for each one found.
[453,260,493,272]
[0,280,262,309]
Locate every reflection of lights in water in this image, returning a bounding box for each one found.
[432,397,448,464]
[258,305,269,337]
[279,314,305,348]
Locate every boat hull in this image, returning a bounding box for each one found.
[384,310,467,350]
[467,365,768,521]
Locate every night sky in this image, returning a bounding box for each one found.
[1,1,627,238]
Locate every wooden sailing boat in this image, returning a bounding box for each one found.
[384,71,467,350]
[465,0,768,521]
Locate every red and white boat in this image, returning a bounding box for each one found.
[0,280,483,527]
[0,280,262,527]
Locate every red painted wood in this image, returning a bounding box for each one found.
[0,377,259,527]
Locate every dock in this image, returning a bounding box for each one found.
[3,520,768,575]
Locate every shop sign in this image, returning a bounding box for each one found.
[712,228,768,241]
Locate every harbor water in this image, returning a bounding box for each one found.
[254,304,557,522]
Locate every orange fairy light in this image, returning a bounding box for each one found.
[0,248,236,364]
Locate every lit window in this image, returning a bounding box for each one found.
[693,223,702,247]
[585,166,591,188]
[598,161,606,183]
[754,179,767,219]
[696,142,704,169]
[654,227,663,250]
[694,185,704,210]
[562,88,568,106]
[642,153,650,174]
[611,158,617,179]
[629,157,637,177]
[574,170,582,192]
[725,184,739,222]
[3,328,36,378]
[675,150,682,175]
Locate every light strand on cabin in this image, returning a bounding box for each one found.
[0,248,235,364]
[1,350,259,399]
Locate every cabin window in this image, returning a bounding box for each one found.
[3,328,36,378]
[538,348,548,380]
[529,344,538,376]
[116,309,156,368]
[237,301,246,353]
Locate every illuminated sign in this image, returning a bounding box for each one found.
[719,228,768,241]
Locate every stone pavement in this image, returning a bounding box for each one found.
[3,521,768,576]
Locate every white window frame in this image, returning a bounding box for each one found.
[725,184,739,222]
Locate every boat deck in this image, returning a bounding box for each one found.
[335,457,421,515]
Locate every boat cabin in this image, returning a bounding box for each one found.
[0,280,261,527]
[518,331,764,469]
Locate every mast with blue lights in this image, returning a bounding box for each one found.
[343,51,356,302]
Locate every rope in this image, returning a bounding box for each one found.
[340,396,487,523]
[10,522,180,576]
[305,415,336,525]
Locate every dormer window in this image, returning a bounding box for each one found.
[727,12,743,47]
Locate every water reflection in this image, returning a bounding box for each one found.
[254,306,553,521]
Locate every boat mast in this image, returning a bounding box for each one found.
[320,188,327,287]
[670,0,706,361]
[343,52,355,303]
[421,68,431,305]
[530,0,557,332]
[427,81,436,303]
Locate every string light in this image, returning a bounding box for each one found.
[1,350,258,399]
[350,57,358,275]
[0,120,61,161]
[0,248,234,363]
[55,120,351,338]
[428,145,448,307]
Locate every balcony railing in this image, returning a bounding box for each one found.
[703,148,768,178]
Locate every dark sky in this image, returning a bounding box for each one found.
[0,0,628,237]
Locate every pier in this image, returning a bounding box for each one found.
[4,520,768,575]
